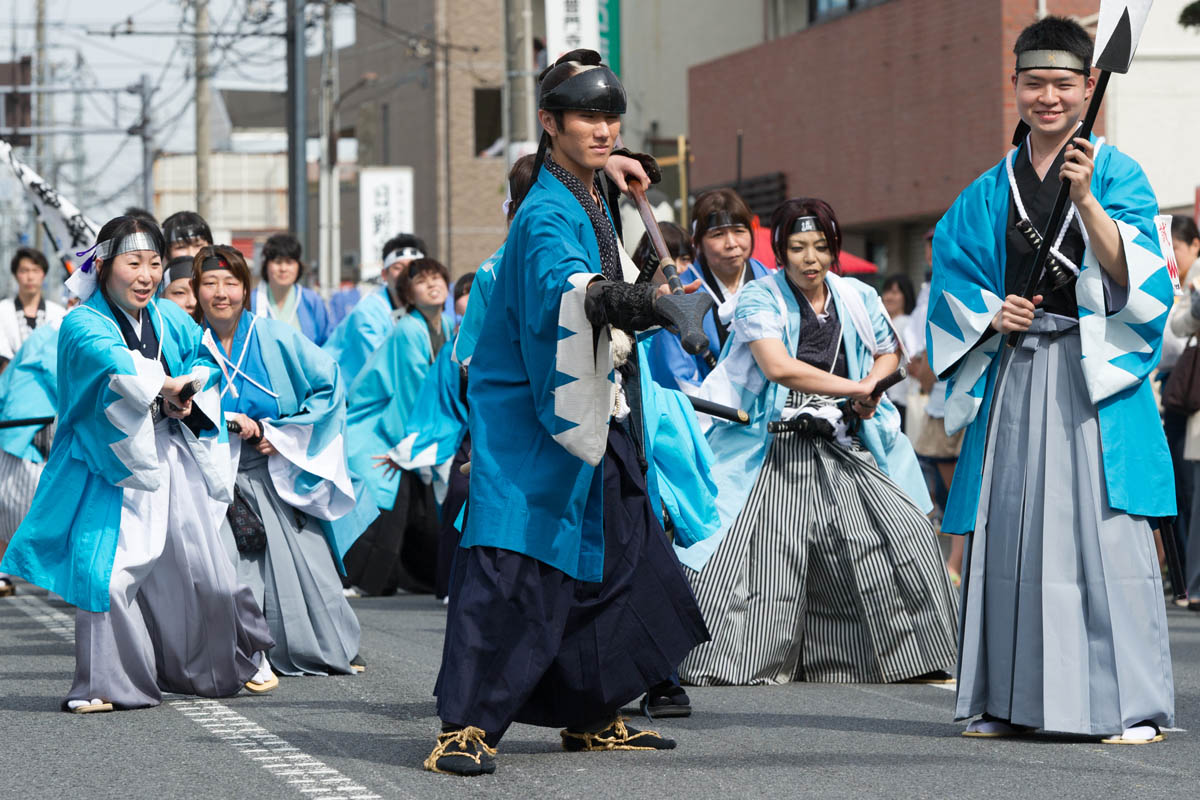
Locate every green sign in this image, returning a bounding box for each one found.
[598,0,620,75]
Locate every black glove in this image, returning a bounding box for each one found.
[585,280,660,332]
[612,147,662,185]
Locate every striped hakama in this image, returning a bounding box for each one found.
[0,424,53,544]
[681,394,958,686]
[955,316,1175,733]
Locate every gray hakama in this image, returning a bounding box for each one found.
[220,447,361,676]
[69,419,274,709]
[955,315,1175,733]
[681,394,959,686]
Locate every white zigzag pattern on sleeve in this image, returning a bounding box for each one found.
[550,272,615,466]
[106,353,165,491]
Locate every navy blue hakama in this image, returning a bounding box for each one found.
[434,422,708,743]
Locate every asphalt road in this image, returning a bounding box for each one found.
[3,582,1198,800]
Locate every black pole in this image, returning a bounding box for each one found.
[1007,70,1112,348]
[285,0,308,244]
[0,416,53,429]
[686,395,749,425]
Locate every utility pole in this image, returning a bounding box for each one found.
[195,0,212,221]
[139,74,153,211]
[318,0,335,296]
[285,0,308,250]
[34,0,45,249]
[71,51,85,208]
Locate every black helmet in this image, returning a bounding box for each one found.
[537,48,626,114]
[539,65,626,114]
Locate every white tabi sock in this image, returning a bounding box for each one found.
[249,652,274,684]
[67,698,104,711]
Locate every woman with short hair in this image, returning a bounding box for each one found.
[194,244,368,675]
[251,232,333,345]
[680,197,958,687]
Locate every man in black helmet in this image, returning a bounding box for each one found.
[423,49,710,777]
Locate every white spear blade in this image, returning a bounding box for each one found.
[1094,0,1154,74]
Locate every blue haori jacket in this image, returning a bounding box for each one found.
[928,136,1175,534]
[680,269,931,573]
[462,165,722,582]
[206,310,377,565]
[346,310,454,510]
[0,294,232,612]
[0,323,60,461]
[251,283,333,346]
[322,286,401,383]
[451,243,503,367]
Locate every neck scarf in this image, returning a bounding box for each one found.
[544,154,623,283]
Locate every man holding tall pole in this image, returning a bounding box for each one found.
[927,7,1176,744]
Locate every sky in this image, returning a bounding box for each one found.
[2,0,354,223]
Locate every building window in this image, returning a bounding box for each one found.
[474,88,503,158]
[770,0,886,37]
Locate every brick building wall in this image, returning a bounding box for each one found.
[443,0,508,278]
[688,0,1108,277]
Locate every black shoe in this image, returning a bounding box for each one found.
[640,682,691,718]
[423,726,496,776]
[1188,599,1200,613]
[350,654,366,673]
[899,669,955,685]
[562,717,676,751]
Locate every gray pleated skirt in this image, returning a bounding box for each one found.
[220,448,361,676]
[680,423,959,686]
[70,420,274,709]
[955,316,1175,734]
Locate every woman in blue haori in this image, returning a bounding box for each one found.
[680,197,958,687]
[0,216,276,713]
[194,245,371,676]
[0,321,62,597]
[930,18,1175,744]
[323,234,427,382]
[342,258,453,595]
[250,233,332,345]
[645,189,770,395]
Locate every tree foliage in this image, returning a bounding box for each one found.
[1182,1,1200,29]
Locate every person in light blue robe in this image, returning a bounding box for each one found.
[679,197,957,688]
[0,321,61,596]
[342,258,453,595]
[930,20,1175,744]
[643,197,771,394]
[249,232,332,345]
[322,233,427,382]
[0,217,274,712]
[195,245,373,676]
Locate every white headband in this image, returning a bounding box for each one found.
[66,231,161,302]
[384,246,424,268]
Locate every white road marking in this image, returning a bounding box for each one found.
[14,590,384,800]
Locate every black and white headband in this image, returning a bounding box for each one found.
[791,216,821,234]
[66,231,161,301]
[384,246,424,268]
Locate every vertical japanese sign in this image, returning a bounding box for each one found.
[545,0,600,62]
[359,166,414,282]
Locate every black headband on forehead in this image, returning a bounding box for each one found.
[791,216,823,235]
[200,254,231,273]
[165,256,194,283]
[1015,49,1089,73]
[167,225,207,244]
[702,211,748,233]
